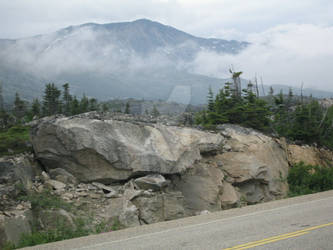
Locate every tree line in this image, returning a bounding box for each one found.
[0,83,108,128]
[196,71,333,150]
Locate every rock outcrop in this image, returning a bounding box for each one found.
[6,112,327,247]
[30,114,223,183]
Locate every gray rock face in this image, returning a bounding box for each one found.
[172,162,224,215]
[217,124,289,203]
[31,115,223,183]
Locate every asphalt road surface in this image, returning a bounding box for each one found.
[24,190,333,250]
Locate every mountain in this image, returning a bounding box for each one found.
[1,19,332,105]
[0,19,247,104]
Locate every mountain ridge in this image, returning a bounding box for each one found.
[0,19,332,104]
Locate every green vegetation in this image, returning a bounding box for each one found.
[288,162,333,197]
[0,125,31,156]
[18,190,72,212]
[197,70,333,150]
[15,219,91,249]
[3,189,121,249]
[196,72,271,132]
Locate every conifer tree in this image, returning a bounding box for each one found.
[71,96,80,115]
[79,94,89,113]
[125,101,131,114]
[31,98,41,118]
[62,83,72,116]
[13,92,26,122]
[207,87,215,112]
[42,83,62,116]
[0,80,4,111]
[89,98,98,111]
[151,105,160,117]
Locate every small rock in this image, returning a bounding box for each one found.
[77,192,88,197]
[105,192,120,198]
[45,179,66,190]
[49,168,78,185]
[41,171,50,182]
[198,210,210,215]
[92,182,115,193]
[89,193,101,199]
[134,174,169,191]
[61,193,74,201]
[16,204,24,210]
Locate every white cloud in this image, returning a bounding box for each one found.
[191,24,333,91]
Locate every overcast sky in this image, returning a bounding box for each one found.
[1,0,333,90]
[1,0,333,39]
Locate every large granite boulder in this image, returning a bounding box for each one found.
[217,124,289,203]
[30,115,223,183]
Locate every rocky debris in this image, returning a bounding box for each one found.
[0,155,40,211]
[216,124,289,203]
[30,114,223,183]
[134,174,170,191]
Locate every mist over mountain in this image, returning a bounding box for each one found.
[0,19,247,104]
[0,19,331,105]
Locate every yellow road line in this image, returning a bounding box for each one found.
[224,221,333,250]
[229,232,309,250]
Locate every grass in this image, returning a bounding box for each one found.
[0,125,31,156]
[18,189,72,212]
[15,218,91,249]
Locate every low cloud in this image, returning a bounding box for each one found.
[191,23,333,91]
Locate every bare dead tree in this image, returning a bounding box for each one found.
[254,75,260,97]
[260,76,266,96]
[229,68,242,97]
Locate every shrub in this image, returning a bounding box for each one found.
[288,162,333,197]
[0,125,31,156]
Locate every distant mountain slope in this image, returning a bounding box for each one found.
[0,19,247,104]
[0,19,331,105]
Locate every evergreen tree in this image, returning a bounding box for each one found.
[79,94,89,113]
[31,98,41,118]
[102,103,109,112]
[0,80,4,111]
[207,87,215,112]
[197,71,270,131]
[125,101,131,114]
[13,92,26,122]
[151,105,160,117]
[62,83,72,116]
[42,83,62,116]
[71,96,80,115]
[89,98,98,111]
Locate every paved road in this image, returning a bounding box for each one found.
[25,190,333,250]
